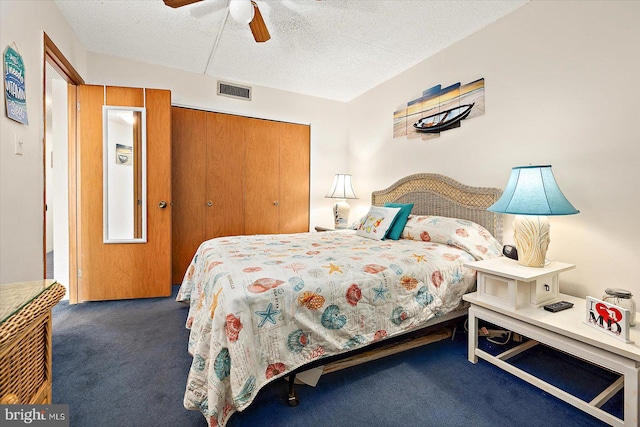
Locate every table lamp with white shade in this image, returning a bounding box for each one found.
[488,165,579,267]
[325,174,358,229]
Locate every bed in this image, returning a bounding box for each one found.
[177,173,503,427]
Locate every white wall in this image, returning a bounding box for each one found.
[85,52,350,231]
[45,123,53,253]
[51,77,70,292]
[346,1,640,300]
[0,1,86,283]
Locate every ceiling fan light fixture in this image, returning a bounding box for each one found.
[229,0,254,25]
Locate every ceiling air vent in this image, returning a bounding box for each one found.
[217,81,252,101]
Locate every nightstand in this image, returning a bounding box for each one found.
[463,258,640,426]
[463,291,640,427]
[315,226,353,233]
[464,257,575,310]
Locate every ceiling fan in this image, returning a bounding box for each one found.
[163,0,271,43]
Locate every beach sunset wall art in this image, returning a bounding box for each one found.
[393,78,485,140]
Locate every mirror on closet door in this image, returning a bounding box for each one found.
[103,106,147,243]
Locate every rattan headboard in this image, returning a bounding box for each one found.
[371,173,503,241]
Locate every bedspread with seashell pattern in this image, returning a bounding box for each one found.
[177,229,500,426]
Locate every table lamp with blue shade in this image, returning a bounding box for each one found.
[488,165,579,267]
[325,174,357,229]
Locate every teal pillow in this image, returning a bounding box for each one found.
[383,203,413,240]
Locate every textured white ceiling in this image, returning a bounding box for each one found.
[54,0,528,102]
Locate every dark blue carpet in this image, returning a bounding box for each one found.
[51,287,622,426]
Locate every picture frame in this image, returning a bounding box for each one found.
[584,296,633,343]
[116,144,132,165]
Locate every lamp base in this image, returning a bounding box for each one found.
[513,215,550,267]
[333,200,350,229]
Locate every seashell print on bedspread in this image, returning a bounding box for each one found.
[176,229,501,426]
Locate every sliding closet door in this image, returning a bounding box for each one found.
[245,118,280,235]
[171,109,248,284]
[205,113,246,239]
[171,111,310,283]
[77,85,172,301]
[279,123,310,233]
[171,107,207,284]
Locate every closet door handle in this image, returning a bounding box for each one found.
[207,201,213,207]
[158,201,167,209]
[273,201,279,206]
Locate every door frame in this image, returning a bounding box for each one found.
[43,32,84,304]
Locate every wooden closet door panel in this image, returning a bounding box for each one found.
[77,85,172,301]
[105,86,144,107]
[143,89,173,291]
[171,107,207,284]
[172,202,204,284]
[279,123,310,233]
[205,113,246,239]
[245,118,280,234]
[76,85,104,302]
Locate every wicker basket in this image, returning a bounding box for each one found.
[0,282,65,404]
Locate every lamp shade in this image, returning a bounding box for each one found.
[325,174,357,199]
[488,165,579,216]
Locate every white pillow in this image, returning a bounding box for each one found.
[355,206,401,240]
[401,214,502,260]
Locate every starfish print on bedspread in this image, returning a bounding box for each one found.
[411,253,427,263]
[372,284,389,301]
[255,303,281,327]
[323,263,343,274]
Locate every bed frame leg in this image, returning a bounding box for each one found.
[287,374,299,407]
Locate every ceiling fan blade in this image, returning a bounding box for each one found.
[249,1,271,43]
[163,0,203,8]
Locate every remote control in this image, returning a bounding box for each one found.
[543,301,574,313]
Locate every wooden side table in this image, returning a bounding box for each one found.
[0,280,65,404]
